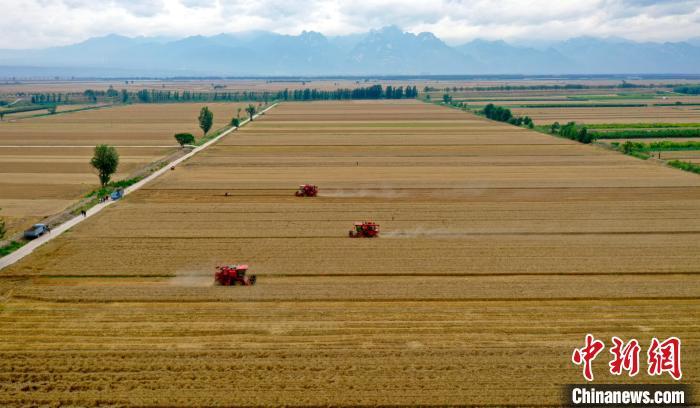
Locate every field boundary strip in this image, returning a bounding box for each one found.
[2,271,699,279]
[9,294,700,304]
[0,102,278,271]
[66,231,700,239]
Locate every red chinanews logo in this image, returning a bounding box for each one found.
[572,334,682,381]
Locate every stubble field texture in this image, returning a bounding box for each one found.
[0,100,698,406]
[0,103,246,236]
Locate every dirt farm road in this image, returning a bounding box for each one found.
[0,103,277,271]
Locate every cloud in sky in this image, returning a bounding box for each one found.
[2,0,699,48]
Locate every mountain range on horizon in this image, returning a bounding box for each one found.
[1,26,700,77]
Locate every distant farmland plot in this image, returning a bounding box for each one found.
[0,103,244,146]
[1,100,699,406]
[512,105,700,123]
[0,104,102,120]
[658,150,700,162]
[5,78,699,95]
[0,102,249,236]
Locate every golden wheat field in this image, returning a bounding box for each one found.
[0,103,248,236]
[1,100,699,406]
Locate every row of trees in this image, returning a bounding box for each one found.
[28,89,275,105]
[30,89,123,104]
[27,85,421,106]
[481,103,534,128]
[590,128,700,140]
[668,160,700,175]
[424,82,677,92]
[386,86,419,98]
[132,89,265,103]
[674,86,700,95]
[25,82,700,106]
[550,121,593,144]
[426,84,594,92]
[622,140,700,151]
[31,93,68,103]
[174,104,259,147]
[278,85,418,101]
[438,98,535,128]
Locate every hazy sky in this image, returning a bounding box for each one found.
[2,0,699,49]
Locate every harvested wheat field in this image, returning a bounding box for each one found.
[0,103,246,146]
[1,100,699,406]
[660,150,700,163]
[0,103,248,236]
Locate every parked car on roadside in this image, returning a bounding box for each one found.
[23,224,48,240]
[110,188,124,200]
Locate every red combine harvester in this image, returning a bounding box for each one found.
[349,221,380,238]
[214,264,257,286]
[295,184,318,197]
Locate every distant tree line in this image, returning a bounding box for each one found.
[668,160,700,175]
[25,85,419,106]
[549,121,592,144]
[653,102,700,106]
[423,82,683,92]
[636,140,700,151]
[674,86,700,95]
[518,103,647,108]
[590,128,700,139]
[277,85,418,100]
[481,103,534,128]
[30,93,69,104]
[587,122,700,129]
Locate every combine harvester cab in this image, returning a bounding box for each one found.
[295,184,318,197]
[214,264,257,286]
[349,221,380,238]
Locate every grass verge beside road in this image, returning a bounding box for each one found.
[0,241,25,257]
